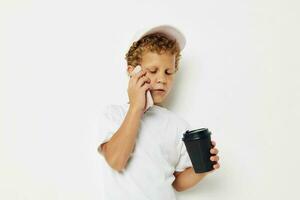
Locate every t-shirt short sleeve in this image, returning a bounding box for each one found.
[96,105,123,157]
[174,119,193,172]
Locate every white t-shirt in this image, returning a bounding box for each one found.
[96,103,193,200]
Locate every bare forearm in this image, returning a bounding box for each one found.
[172,167,208,192]
[100,106,143,171]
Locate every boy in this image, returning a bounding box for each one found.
[96,24,220,199]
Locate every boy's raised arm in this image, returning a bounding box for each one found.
[98,67,151,172]
[98,106,143,172]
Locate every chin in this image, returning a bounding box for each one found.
[151,90,168,104]
[152,96,165,105]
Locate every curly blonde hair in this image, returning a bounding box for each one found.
[125,33,181,74]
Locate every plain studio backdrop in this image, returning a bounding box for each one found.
[1,0,299,199]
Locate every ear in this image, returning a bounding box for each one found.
[127,65,134,77]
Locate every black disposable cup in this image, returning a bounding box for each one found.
[182,128,216,173]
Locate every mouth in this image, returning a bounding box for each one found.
[152,89,166,94]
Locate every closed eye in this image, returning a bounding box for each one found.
[167,71,175,75]
[149,70,174,75]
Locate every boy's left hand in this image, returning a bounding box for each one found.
[207,140,220,173]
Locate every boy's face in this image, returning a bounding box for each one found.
[128,51,176,106]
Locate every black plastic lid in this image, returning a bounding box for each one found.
[182,128,211,141]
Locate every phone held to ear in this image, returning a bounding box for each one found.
[131,65,154,112]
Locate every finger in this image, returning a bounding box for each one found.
[213,163,220,169]
[132,70,147,82]
[136,71,148,85]
[142,82,151,91]
[137,76,151,87]
[210,155,219,161]
[210,148,219,154]
[211,140,216,147]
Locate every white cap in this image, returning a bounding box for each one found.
[128,24,186,51]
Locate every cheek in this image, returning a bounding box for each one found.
[146,74,154,83]
[146,74,174,85]
[167,77,174,84]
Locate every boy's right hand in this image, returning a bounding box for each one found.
[127,69,152,113]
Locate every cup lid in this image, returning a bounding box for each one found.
[182,128,211,141]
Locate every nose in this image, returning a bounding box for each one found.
[156,71,167,84]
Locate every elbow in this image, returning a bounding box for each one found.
[173,184,185,192]
[172,181,186,192]
[98,143,127,173]
[112,164,125,172]
[108,159,127,173]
